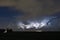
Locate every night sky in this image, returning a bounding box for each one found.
[0,0,60,31]
[0,7,24,29]
[0,7,23,17]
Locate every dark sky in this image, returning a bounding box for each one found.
[0,6,24,23]
[0,7,23,17]
[0,0,60,31]
[0,7,24,29]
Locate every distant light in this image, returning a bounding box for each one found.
[18,21,42,29]
[40,22,46,27]
[29,22,40,29]
[18,22,25,29]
